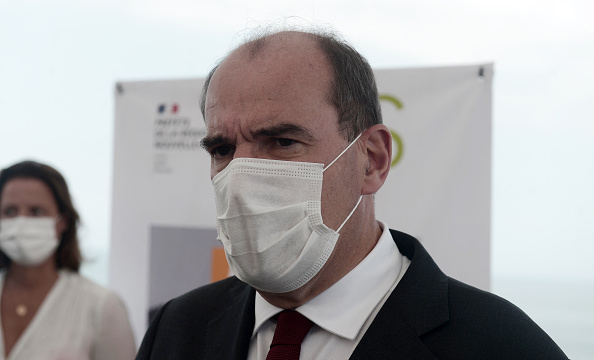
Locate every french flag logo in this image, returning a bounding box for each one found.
[158,103,179,114]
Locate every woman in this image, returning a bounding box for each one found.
[0,160,135,360]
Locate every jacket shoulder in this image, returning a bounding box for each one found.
[387,229,567,359]
[137,277,255,360]
[427,274,568,359]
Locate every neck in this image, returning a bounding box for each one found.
[5,258,59,290]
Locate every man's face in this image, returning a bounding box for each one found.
[201,34,364,231]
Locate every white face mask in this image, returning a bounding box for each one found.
[212,134,362,293]
[0,217,59,266]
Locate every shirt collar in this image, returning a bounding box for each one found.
[253,221,401,340]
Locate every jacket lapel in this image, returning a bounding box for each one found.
[205,280,256,359]
[350,230,449,359]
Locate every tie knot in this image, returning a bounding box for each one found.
[270,310,313,346]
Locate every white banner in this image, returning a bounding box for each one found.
[111,64,492,343]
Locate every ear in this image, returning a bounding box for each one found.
[360,124,392,195]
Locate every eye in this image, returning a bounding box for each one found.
[276,138,297,147]
[211,145,233,158]
[31,207,46,216]
[1,206,18,217]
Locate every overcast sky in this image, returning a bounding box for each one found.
[1,0,593,284]
[2,0,594,356]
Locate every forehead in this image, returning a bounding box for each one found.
[1,177,56,206]
[204,34,337,134]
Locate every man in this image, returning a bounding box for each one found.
[136,28,567,359]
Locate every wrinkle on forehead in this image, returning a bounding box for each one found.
[207,39,331,108]
[205,96,290,127]
[206,104,311,140]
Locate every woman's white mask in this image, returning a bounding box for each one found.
[0,216,59,266]
[212,134,362,293]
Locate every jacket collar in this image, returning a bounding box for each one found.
[349,229,449,359]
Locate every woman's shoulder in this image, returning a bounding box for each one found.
[59,270,118,302]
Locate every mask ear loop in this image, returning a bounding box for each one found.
[320,132,364,233]
[336,196,362,233]
[322,133,363,172]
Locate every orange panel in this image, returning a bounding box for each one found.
[211,247,230,283]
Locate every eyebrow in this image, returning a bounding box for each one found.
[250,123,315,142]
[200,123,315,151]
[200,135,228,151]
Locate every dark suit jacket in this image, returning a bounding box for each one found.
[136,229,568,359]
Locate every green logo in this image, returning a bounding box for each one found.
[379,94,404,168]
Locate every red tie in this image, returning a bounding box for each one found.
[266,310,314,360]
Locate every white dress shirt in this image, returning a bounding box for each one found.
[247,221,411,359]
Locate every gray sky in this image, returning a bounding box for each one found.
[2,1,594,356]
[1,0,593,285]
